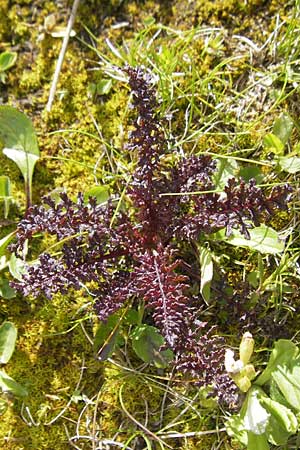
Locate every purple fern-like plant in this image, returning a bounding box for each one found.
[11,66,292,406]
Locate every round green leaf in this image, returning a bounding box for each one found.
[131,325,174,368]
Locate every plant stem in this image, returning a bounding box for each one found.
[46,0,81,112]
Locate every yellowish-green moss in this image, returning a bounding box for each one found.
[0,289,103,449]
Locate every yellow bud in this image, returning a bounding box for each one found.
[44,14,57,32]
[235,374,252,393]
[239,332,254,366]
[240,363,256,381]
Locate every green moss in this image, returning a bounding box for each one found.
[0,289,103,448]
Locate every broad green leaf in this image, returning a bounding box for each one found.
[273,113,294,146]
[0,321,17,364]
[278,156,300,173]
[131,325,174,368]
[0,106,40,206]
[266,415,291,446]
[247,431,269,450]
[256,340,299,386]
[0,369,27,397]
[272,358,300,411]
[199,246,213,303]
[84,185,110,204]
[263,133,284,154]
[0,51,17,72]
[216,225,284,254]
[269,379,290,407]
[213,158,239,190]
[0,231,15,257]
[260,397,297,434]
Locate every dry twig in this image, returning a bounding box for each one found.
[46,0,81,112]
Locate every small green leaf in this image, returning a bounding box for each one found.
[273,113,294,146]
[0,279,16,299]
[256,340,299,386]
[278,156,300,173]
[263,133,284,155]
[0,106,40,207]
[0,369,27,397]
[131,325,174,368]
[0,231,15,257]
[216,225,285,254]
[94,313,124,361]
[84,185,110,204]
[247,271,259,288]
[239,166,264,183]
[8,253,27,281]
[124,309,139,325]
[0,322,17,364]
[96,79,113,95]
[143,16,156,26]
[226,414,248,446]
[213,158,239,190]
[199,246,213,303]
[88,79,113,96]
[0,51,17,73]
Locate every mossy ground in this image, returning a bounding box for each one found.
[0,0,298,448]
